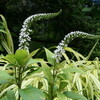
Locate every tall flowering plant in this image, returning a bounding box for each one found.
[18,10,62,50]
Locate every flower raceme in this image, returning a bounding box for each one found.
[53,31,100,62]
[18,10,62,50]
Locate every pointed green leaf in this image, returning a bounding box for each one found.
[28,49,40,59]
[44,48,55,65]
[19,86,45,100]
[63,91,87,100]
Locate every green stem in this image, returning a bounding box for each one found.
[18,67,22,100]
[49,66,57,100]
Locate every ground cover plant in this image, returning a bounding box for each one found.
[0,10,100,100]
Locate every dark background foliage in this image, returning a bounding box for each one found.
[0,0,100,58]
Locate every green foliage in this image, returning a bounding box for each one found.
[63,91,87,100]
[19,86,45,100]
[0,70,14,84]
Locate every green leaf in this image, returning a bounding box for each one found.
[63,68,84,74]
[0,70,14,84]
[28,49,40,59]
[14,49,29,66]
[7,90,16,100]
[5,54,17,65]
[57,91,67,100]
[63,91,87,100]
[26,58,46,66]
[44,48,55,65]
[41,63,53,85]
[19,86,45,100]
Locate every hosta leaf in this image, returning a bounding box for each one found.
[19,86,45,100]
[63,91,87,100]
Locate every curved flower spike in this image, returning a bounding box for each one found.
[18,10,62,50]
[53,31,100,62]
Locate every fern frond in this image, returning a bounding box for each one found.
[18,10,62,50]
[54,31,100,62]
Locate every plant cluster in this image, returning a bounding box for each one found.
[0,10,100,100]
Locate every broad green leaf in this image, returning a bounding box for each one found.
[5,54,17,65]
[19,86,45,100]
[44,48,55,65]
[14,49,29,66]
[7,90,16,100]
[63,91,87,100]
[0,70,14,84]
[41,63,53,85]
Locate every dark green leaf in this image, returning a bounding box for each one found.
[63,91,87,100]
[19,86,45,100]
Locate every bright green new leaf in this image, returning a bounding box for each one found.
[19,86,45,100]
[7,90,16,100]
[14,49,29,66]
[44,48,55,65]
[5,54,17,65]
[63,91,87,100]
[0,70,14,84]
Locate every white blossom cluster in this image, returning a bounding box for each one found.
[18,12,60,50]
[53,31,96,62]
